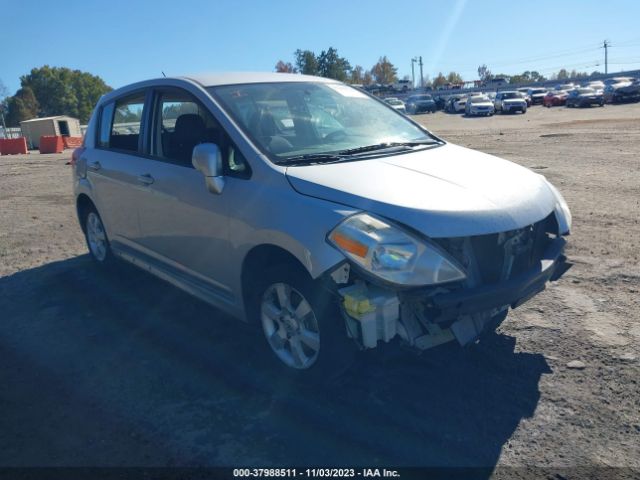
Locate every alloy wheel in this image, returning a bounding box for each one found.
[86,212,108,261]
[260,282,320,369]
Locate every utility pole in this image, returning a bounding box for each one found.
[411,58,417,89]
[419,56,424,89]
[603,40,609,74]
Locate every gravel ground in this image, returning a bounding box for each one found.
[0,103,638,477]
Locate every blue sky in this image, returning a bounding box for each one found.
[2,0,640,94]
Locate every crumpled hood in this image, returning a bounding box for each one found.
[285,143,556,238]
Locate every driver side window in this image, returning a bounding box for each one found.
[152,89,250,176]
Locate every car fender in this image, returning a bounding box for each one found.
[224,171,357,314]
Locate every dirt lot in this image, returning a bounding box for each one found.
[1,103,639,476]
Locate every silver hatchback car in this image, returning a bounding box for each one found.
[73,72,572,376]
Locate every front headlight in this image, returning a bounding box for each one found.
[545,180,572,234]
[327,213,466,286]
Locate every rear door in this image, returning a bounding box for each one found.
[86,91,150,246]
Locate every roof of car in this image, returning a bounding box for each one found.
[180,72,338,87]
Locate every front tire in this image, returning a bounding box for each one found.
[249,264,355,379]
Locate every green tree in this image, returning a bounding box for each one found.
[370,56,397,84]
[294,50,319,75]
[5,87,39,126]
[556,69,569,80]
[317,47,351,81]
[18,65,111,123]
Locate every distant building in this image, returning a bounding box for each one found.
[19,115,82,148]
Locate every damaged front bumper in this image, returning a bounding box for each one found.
[426,237,570,323]
[336,236,571,351]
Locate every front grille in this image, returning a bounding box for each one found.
[435,213,558,286]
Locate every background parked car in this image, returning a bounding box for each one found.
[433,95,448,110]
[584,80,604,92]
[603,80,640,104]
[405,94,437,114]
[604,76,635,86]
[517,87,532,106]
[465,95,495,116]
[554,83,575,92]
[566,88,604,108]
[384,97,407,113]
[444,95,467,113]
[527,88,548,105]
[543,90,569,107]
[494,91,527,114]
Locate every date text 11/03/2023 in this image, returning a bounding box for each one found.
[232,468,400,477]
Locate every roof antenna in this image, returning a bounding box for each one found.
[161,71,166,77]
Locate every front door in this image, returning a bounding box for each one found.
[132,88,247,301]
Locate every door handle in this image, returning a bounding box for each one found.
[137,173,155,185]
[88,161,102,171]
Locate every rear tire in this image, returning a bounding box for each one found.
[247,263,356,380]
[83,207,115,267]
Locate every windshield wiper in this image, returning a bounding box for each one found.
[278,153,351,166]
[335,140,440,156]
[279,140,441,166]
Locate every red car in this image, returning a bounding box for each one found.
[543,90,569,107]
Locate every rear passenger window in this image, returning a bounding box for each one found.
[110,93,146,153]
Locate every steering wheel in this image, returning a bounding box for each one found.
[324,130,348,142]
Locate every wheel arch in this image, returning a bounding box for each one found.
[241,244,312,310]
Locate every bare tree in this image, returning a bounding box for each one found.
[432,72,447,88]
[0,79,8,100]
[350,65,364,84]
[275,60,297,73]
[477,64,492,82]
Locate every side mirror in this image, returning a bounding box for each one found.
[192,143,225,194]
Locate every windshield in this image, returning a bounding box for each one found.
[502,92,523,99]
[469,96,490,103]
[412,95,433,101]
[210,82,435,164]
[578,88,595,94]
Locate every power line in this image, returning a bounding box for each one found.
[423,35,640,75]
